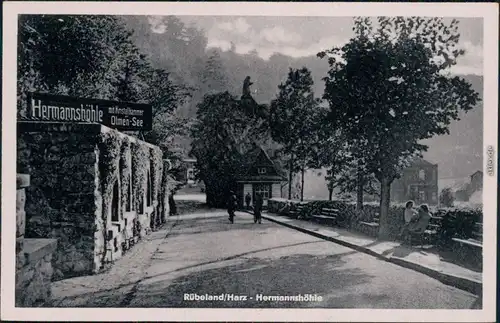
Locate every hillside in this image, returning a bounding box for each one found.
[123,16,483,186]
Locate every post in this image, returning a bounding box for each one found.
[378,176,392,239]
[300,166,305,201]
[288,156,293,200]
[356,165,364,211]
[16,174,30,253]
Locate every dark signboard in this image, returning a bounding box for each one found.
[27,92,152,131]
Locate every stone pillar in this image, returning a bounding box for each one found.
[162,159,172,221]
[16,174,30,252]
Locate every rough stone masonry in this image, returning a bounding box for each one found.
[17,122,170,280]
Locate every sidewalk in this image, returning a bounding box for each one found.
[262,212,482,295]
[48,220,177,307]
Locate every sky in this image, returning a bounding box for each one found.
[172,16,483,76]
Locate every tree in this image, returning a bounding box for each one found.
[270,67,321,201]
[113,36,151,103]
[318,17,480,238]
[440,188,455,207]
[333,160,380,205]
[190,91,268,207]
[17,15,137,116]
[199,50,229,95]
[141,68,193,152]
[308,115,351,201]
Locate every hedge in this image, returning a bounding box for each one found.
[267,198,483,241]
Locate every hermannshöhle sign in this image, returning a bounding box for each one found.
[27,93,153,131]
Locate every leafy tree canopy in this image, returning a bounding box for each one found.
[270,67,322,173]
[190,91,270,207]
[318,17,480,183]
[318,17,480,237]
[18,15,191,159]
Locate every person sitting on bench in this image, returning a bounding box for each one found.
[398,200,418,237]
[401,204,433,243]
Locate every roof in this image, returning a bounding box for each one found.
[236,175,284,183]
[438,177,469,192]
[408,158,436,167]
[245,145,275,167]
[238,144,286,181]
[471,170,483,177]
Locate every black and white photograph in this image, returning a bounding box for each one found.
[2,2,498,322]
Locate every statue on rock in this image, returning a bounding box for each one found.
[242,76,254,98]
[241,76,259,116]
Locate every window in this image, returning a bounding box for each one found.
[408,185,418,197]
[139,194,144,214]
[419,191,426,201]
[419,169,426,180]
[187,168,195,181]
[146,171,152,207]
[254,183,271,200]
[130,174,135,211]
[258,167,267,174]
[126,177,132,212]
[111,181,119,222]
[432,192,437,201]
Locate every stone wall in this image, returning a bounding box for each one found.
[18,123,97,280]
[16,173,57,307]
[93,127,165,270]
[16,238,57,307]
[18,122,170,279]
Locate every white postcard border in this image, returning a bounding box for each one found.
[2,2,498,322]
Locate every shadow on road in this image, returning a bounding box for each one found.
[132,254,375,308]
[173,200,215,215]
[48,215,481,309]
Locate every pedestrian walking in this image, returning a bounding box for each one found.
[168,192,177,216]
[245,192,252,209]
[227,190,237,224]
[254,192,263,224]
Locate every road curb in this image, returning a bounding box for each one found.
[262,214,482,296]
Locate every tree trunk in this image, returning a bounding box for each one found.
[328,188,333,201]
[300,166,305,201]
[378,176,392,239]
[356,170,364,211]
[288,156,293,200]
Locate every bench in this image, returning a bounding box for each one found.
[451,221,483,250]
[472,222,483,242]
[311,207,339,225]
[358,221,379,237]
[288,203,306,219]
[452,237,482,248]
[406,216,442,246]
[451,223,482,268]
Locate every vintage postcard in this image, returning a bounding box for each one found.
[2,2,498,322]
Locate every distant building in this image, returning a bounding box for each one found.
[470,170,483,194]
[182,158,197,184]
[236,145,286,208]
[441,170,483,203]
[391,159,439,205]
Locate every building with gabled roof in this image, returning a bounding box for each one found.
[439,170,483,203]
[235,145,286,208]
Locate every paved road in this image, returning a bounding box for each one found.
[122,212,478,309]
